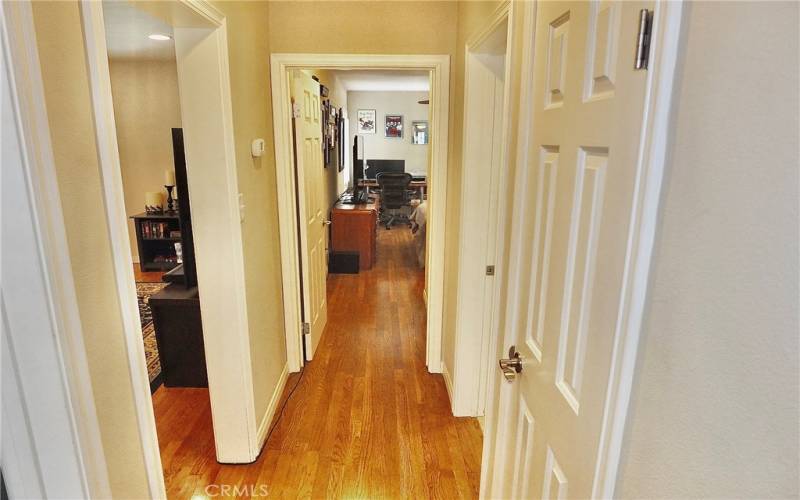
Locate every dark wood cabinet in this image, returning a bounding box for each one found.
[148,284,208,388]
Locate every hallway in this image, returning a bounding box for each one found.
[152,227,483,498]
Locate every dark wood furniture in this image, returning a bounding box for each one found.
[331,200,378,271]
[359,178,427,199]
[148,284,208,387]
[131,212,181,272]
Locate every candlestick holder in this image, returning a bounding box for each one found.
[165,185,175,212]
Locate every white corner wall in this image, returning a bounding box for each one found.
[347,91,430,175]
[616,2,799,498]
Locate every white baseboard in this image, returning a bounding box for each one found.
[441,362,455,413]
[255,364,289,453]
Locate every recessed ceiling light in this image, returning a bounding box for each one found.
[148,34,172,41]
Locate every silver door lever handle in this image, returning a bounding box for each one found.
[499,345,523,382]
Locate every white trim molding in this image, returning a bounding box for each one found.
[452,0,512,417]
[79,3,166,495]
[590,3,685,497]
[256,364,289,450]
[269,54,451,374]
[1,1,111,496]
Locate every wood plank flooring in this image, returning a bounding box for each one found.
[152,227,483,499]
[133,264,165,283]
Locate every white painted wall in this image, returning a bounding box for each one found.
[347,91,430,176]
[616,2,799,498]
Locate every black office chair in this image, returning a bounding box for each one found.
[376,172,414,229]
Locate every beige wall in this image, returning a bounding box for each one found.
[347,91,430,175]
[616,2,800,498]
[108,59,182,263]
[212,0,286,425]
[267,1,458,56]
[31,2,151,498]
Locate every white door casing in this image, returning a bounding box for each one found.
[454,3,511,417]
[483,1,683,498]
[1,2,111,495]
[270,54,450,374]
[292,70,328,361]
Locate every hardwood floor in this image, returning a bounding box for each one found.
[152,227,483,499]
[133,264,165,283]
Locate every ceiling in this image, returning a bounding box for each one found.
[103,1,176,61]
[332,70,430,92]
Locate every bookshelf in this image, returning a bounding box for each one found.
[131,211,182,271]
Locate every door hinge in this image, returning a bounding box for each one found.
[302,322,310,335]
[634,9,653,70]
[486,265,495,276]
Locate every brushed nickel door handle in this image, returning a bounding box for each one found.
[499,345,523,382]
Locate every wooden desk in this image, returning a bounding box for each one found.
[359,179,427,198]
[331,200,378,270]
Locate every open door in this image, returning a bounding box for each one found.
[291,70,328,361]
[484,1,662,497]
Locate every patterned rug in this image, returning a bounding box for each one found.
[137,282,167,388]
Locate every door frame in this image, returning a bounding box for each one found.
[79,0,259,487]
[452,1,512,417]
[270,54,451,373]
[1,2,111,496]
[479,1,686,497]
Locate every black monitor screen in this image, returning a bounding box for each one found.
[364,159,405,180]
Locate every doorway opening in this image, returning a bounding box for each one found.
[100,0,212,493]
[268,59,484,497]
[82,0,259,495]
[286,68,432,362]
[270,55,451,375]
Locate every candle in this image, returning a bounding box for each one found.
[164,169,176,186]
[145,191,164,210]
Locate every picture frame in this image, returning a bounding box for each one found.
[385,114,403,138]
[411,121,429,145]
[357,109,376,134]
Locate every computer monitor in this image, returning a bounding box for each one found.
[352,136,366,187]
[364,159,405,180]
[348,136,367,204]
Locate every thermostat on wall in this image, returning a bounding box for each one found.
[251,138,266,157]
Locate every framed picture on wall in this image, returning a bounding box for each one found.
[411,121,429,145]
[385,115,403,138]
[357,109,376,134]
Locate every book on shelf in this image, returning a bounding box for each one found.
[141,221,176,240]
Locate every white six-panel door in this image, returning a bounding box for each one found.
[488,1,653,498]
[292,70,328,361]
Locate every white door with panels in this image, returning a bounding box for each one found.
[487,1,656,498]
[292,70,328,361]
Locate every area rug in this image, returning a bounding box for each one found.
[137,282,167,390]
